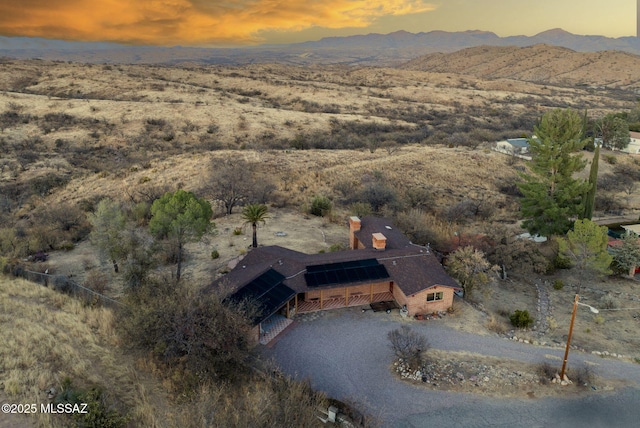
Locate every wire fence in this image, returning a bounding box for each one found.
[13,266,124,310]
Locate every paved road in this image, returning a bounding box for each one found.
[260,308,640,427]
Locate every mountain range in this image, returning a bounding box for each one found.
[2,28,640,66]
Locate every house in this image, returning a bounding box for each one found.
[210,216,460,344]
[624,132,640,154]
[494,138,532,160]
[608,227,640,276]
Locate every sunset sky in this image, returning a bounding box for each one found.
[0,0,635,47]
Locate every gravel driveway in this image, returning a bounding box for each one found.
[260,307,640,427]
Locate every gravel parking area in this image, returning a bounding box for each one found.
[260,306,640,427]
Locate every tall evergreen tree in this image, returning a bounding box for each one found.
[517,109,590,236]
[581,143,599,220]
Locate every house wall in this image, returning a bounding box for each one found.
[304,282,391,301]
[623,138,640,154]
[393,285,454,315]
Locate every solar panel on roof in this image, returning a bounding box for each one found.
[304,258,390,288]
[227,269,294,325]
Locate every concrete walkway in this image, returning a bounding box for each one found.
[260,307,640,427]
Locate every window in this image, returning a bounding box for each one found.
[426,292,443,302]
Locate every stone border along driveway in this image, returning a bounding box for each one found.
[260,306,640,427]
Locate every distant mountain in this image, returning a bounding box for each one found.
[402,44,640,89]
[2,29,640,66]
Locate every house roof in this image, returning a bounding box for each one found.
[506,138,529,148]
[354,216,412,250]
[225,268,295,325]
[208,217,460,317]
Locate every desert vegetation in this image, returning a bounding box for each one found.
[2,55,640,425]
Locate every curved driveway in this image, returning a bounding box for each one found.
[260,308,640,427]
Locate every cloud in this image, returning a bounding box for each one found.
[0,0,437,45]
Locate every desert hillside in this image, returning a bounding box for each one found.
[403,44,640,89]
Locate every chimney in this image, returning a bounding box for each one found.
[349,216,361,249]
[372,233,387,250]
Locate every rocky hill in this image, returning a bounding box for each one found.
[401,44,640,89]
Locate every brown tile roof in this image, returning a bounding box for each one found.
[354,216,412,250]
[207,218,460,299]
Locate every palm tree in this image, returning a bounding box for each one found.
[242,203,269,248]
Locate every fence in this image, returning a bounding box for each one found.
[15,267,124,310]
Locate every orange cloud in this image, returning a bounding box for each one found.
[0,0,437,45]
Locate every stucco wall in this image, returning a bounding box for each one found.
[393,285,454,315]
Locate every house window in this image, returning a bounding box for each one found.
[426,292,443,302]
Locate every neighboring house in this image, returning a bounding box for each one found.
[624,132,640,154]
[607,227,640,275]
[494,138,532,160]
[210,216,460,344]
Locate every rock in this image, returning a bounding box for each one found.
[561,380,568,386]
[483,376,489,382]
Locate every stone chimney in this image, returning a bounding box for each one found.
[372,233,387,250]
[349,216,361,249]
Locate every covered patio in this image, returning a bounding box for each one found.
[297,291,394,313]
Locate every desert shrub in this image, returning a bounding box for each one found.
[119,278,255,383]
[595,194,624,214]
[168,375,328,428]
[310,195,332,217]
[444,199,478,224]
[233,227,243,235]
[349,202,372,218]
[328,243,345,252]
[488,234,551,275]
[570,364,595,386]
[56,378,129,428]
[387,325,429,368]
[486,315,507,334]
[84,269,109,294]
[553,279,564,290]
[404,187,434,210]
[603,154,617,165]
[537,362,557,385]
[553,253,573,270]
[211,249,220,259]
[599,294,619,309]
[395,209,455,250]
[510,309,534,329]
[29,173,70,197]
[359,182,398,213]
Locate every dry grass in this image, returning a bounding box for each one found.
[0,277,165,427]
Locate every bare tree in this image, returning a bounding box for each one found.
[387,325,429,368]
[208,158,275,215]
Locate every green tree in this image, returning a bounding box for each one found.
[558,219,612,292]
[149,190,213,282]
[517,109,590,236]
[446,246,495,298]
[597,114,630,150]
[581,142,599,220]
[610,232,640,277]
[242,203,269,248]
[88,198,127,273]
